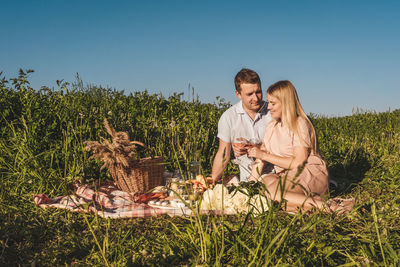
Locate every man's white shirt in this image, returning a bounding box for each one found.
[217,100,272,181]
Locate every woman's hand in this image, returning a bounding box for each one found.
[247,146,266,160]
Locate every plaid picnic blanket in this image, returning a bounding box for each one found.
[33,182,191,218]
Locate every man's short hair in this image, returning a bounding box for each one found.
[234,68,261,93]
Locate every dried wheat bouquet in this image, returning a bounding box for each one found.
[84,119,140,177]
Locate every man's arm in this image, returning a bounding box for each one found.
[211,139,232,181]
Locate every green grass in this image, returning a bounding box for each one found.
[1,69,399,266]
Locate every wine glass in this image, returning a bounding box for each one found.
[248,137,262,161]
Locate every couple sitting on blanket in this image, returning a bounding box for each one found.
[210,68,353,214]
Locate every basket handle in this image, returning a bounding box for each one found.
[131,141,155,158]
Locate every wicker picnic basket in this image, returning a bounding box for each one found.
[112,141,164,193]
[85,119,164,194]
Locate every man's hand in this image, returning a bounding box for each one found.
[232,143,248,157]
[206,177,216,187]
[232,137,253,157]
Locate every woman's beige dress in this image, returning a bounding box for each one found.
[263,117,329,195]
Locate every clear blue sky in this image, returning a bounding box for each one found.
[1,0,399,116]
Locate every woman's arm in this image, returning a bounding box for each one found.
[248,146,309,170]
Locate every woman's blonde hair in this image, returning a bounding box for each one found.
[267,80,318,155]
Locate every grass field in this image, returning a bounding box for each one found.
[1,70,399,266]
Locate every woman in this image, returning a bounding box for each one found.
[248,80,353,214]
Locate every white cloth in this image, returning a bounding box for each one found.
[217,100,271,181]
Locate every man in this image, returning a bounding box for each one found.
[211,68,272,183]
